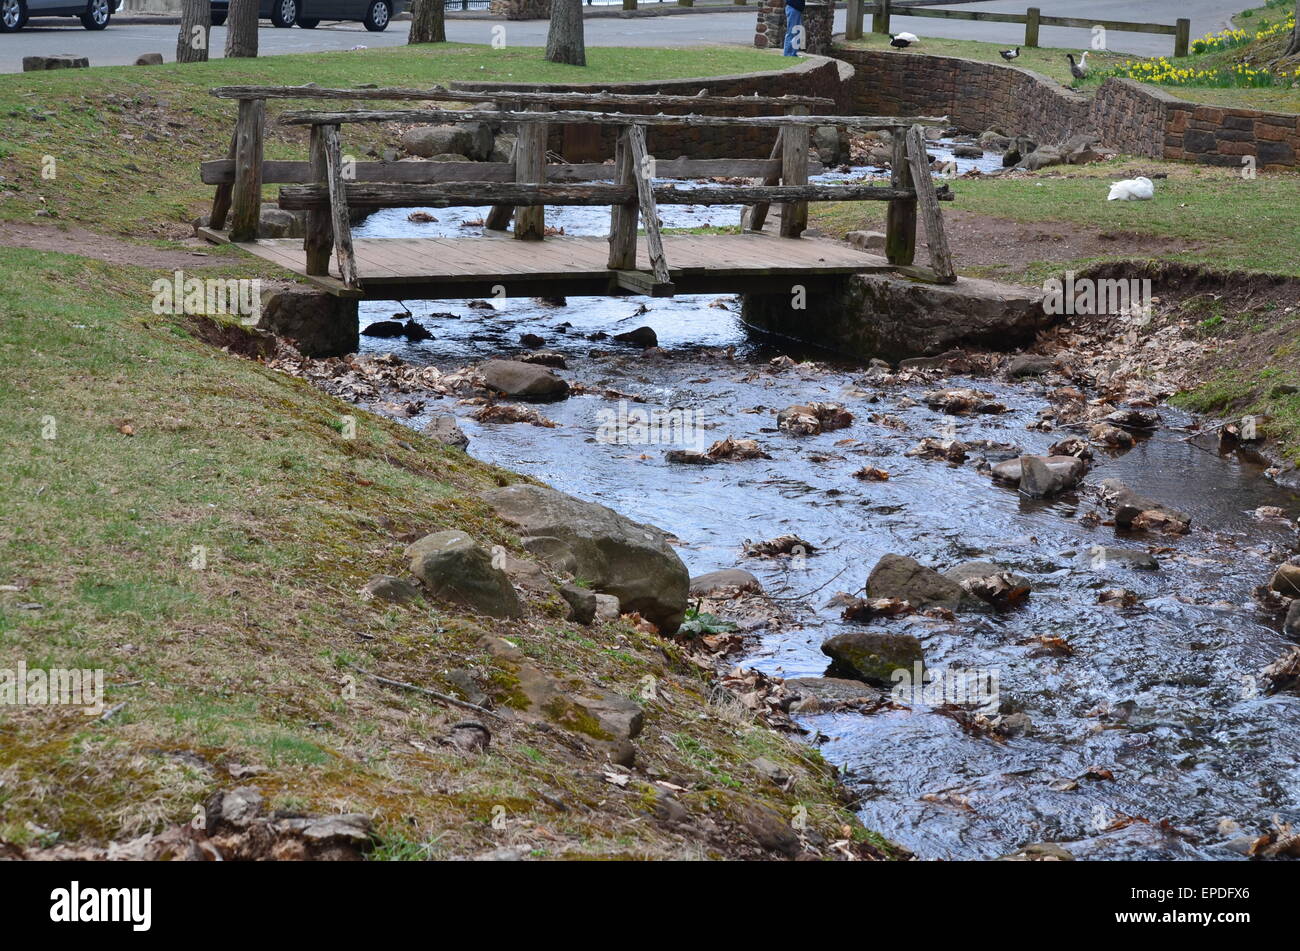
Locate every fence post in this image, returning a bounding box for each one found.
[1024,7,1040,47]
[885,128,916,266]
[1174,18,1190,57]
[677,0,692,7]
[608,127,638,270]
[622,0,635,9]
[845,0,861,40]
[304,124,333,276]
[871,0,890,35]
[514,105,547,241]
[229,97,265,243]
[779,106,809,238]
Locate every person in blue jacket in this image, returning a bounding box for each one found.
[784,0,805,56]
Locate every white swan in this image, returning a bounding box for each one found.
[1107,176,1155,201]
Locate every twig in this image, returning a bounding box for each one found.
[346,663,504,721]
[768,566,853,603]
[97,702,127,723]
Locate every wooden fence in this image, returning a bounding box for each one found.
[845,0,1193,58]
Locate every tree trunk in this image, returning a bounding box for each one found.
[408,0,446,43]
[546,0,586,66]
[176,0,211,63]
[224,0,259,58]
[1286,0,1299,57]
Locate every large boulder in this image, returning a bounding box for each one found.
[255,286,358,358]
[424,412,469,450]
[821,631,924,685]
[1271,563,1300,599]
[400,125,489,160]
[1021,455,1087,498]
[866,553,965,610]
[405,530,521,618]
[480,484,689,632]
[480,359,569,401]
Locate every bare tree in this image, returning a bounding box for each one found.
[409,0,446,43]
[176,0,212,63]
[225,0,259,58]
[546,0,586,66]
[1286,0,1299,57]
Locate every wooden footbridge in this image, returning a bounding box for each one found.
[198,83,958,300]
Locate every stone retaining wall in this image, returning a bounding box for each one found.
[455,55,850,161]
[834,44,1299,169]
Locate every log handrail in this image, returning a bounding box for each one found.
[276,108,951,130]
[211,83,837,111]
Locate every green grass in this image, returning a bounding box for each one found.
[814,158,1300,279]
[0,245,882,857]
[0,42,788,235]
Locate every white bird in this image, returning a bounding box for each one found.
[1107,176,1155,201]
[999,47,1020,61]
[890,32,919,48]
[1067,53,1088,79]
[1080,51,1090,71]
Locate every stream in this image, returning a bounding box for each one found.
[343,146,1300,860]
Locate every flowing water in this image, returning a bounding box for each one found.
[344,150,1300,860]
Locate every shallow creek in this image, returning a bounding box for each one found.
[345,151,1300,860]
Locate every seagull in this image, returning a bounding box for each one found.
[1067,53,1088,79]
[1107,176,1155,201]
[890,32,919,48]
[999,47,1020,61]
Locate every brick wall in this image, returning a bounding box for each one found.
[455,55,850,161]
[835,44,1299,169]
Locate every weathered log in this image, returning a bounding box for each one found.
[276,181,938,210]
[514,104,548,241]
[905,124,957,284]
[780,106,810,239]
[626,125,672,290]
[886,131,916,267]
[210,83,836,110]
[322,124,358,288]
[277,108,950,130]
[305,124,332,277]
[607,128,637,270]
[228,97,265,243]
[201,156,823,186]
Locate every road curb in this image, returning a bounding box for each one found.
[105,5,753,26]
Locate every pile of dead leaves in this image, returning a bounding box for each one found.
[777,402,854,436]
[743,534,815,558]
[471,404,557,428]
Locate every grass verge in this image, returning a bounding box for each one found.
[0,244,885,858]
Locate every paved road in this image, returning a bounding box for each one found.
[1,1,1247,73]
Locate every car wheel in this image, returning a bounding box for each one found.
[210,10,227,26]
[362,0,389,31]
[80,0,110,29]
[270,0,298,27]
[297,17,319,28]
[0,0,24,32]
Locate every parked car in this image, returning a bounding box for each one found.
[210,0,402,31]
[0,0,113,32]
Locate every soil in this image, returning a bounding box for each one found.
[0,221,223,270]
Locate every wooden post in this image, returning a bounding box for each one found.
[845,0,861,40]
[871,0,891,35]
[208,129,238,231]
[1025,7,1041,48]
[514,105,547,241]
[885,129,916,266]
[304,124,333,276]
[229,97,265,243]
[622,0,635,7]
[678,0,692,6]
[625,125,672,289]
[741,130,783,233]
[322,124,358,288]
[1174,18,1191,57]
[904,125,956,283]
[779,107,809,239]
[607,127,638,270]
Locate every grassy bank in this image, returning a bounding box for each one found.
[0,244,887,858]
[0,43,787,237]
[814,158,1300,280]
